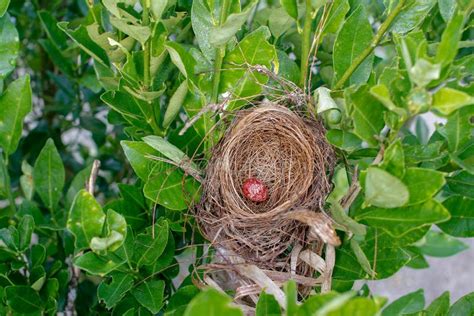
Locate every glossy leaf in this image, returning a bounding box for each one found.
[98,273,134,310]
[256,292,281,316]
[355,199,450,237]
[444,105,474,154]
[5,286,43,314]
[132,280,165,314]
[184,288,243,316]
[402,168,445,205]
[33,139,65,210]
[365,167,409,208]
[0,76,32,154]
[432,88,474,116]
[67,190,105,250]
[144,166,200,211]
[446,171,474,199]
[58,22,110,66]
[448,292,474,316]
[121,141,160,180]
[390,0,437,34]
[426,291,450,316]
[90,209,127,253]
[163,81,188,128]
[347,85,385,146]
[18,215,34,252]
[133,219,169,267]
[0,14,19,79]
[210,0,257,47]
[73,252,125,276]
[380,140,405,178]
[166,285,200,315]
[382,289,425,316]
[333,6,373,86]
[439,196,474,237]
[0,0,9,17]
[191,0,215,62]
[416,230,468,257]
[280,0,297,19]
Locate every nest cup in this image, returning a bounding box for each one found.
[197,104,336,275]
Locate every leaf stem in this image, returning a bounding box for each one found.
[334,0,406,90]
[211,0,231,103]
[300,0,313,87]
[142,1,151,91]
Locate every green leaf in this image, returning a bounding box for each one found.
[0,75,32,154]
[90,209,127,253]
[121,141,160,181]
[33,139,65,211]
[323,296,379,316]
[416,230,468,257]
[350,239,376,277]
[165,42,197,85]
[0,14,19,79]
[347,85,386,146]
[38,10,68,50]
[132,280,165,314]
[144,165,200,211]
[444,105,474,154]
[355,199,450,237]
[380,140,405,178]
[58,22,110,66]
[334,228,412,281]
[191,0,215,62]
[390,0,437,34]
[280,0,297,19]
[66,164,92,209]
[409,58,441,87]
[151,0,168,20]
[18,215,34,252]
[438,0,456,21]
[329,202,367,236]
[402,168,445,205]
[133,219,169,267]
[446,171,474,199]
[370,84,407,116]
[163,81,188,128]
[323,0,350,35]
[143,136,199,173]
[326,130,362,152]
[98,273,134,309]
[432,88,474,116]
[426,291,450,316]
[382,289,425,316]
[448,292,474,316]
[221,27,277,109]
[166,285,200,315]
[184,288,243,316]
[435,10,465,67]
[0,0,9,17]
[285,280,298,315]
[110,16,151,44]
[5,285,43,313]
[298,292,339,315]
[365,167,409,208]
[333,6,373,86]
[256,292,281,316]
[73,251,125,276]
[67,190,105,250]
[210,0,258,47]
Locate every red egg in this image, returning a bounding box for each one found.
[242,178,268,202]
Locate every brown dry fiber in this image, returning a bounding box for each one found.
[197,104,337,271]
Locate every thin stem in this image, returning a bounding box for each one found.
[142,0,151,90]
[211,0,231,103]
[334,0,406,89]
[300,0,313,87]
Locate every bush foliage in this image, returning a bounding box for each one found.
[0,0,473,314]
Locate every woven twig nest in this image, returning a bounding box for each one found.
[196,104,338,284]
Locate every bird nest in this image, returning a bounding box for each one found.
[195,104,339,302]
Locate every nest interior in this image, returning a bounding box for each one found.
[197,104,336,273]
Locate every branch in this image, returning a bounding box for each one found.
[334,0,406,90]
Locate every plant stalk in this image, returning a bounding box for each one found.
[300,0,313,87]
[211,0,231,103]
[143,0,151,91]
[334,0,406,89]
